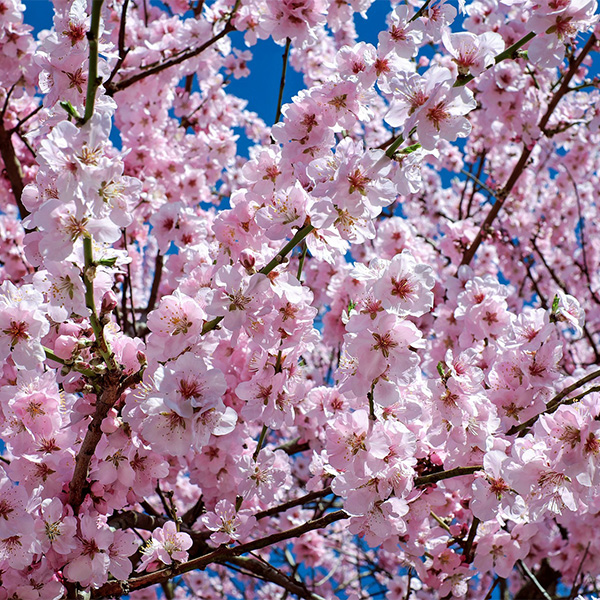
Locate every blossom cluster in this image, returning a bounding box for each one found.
[0,0,598,598]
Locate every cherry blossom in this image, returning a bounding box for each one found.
[0,0,599,598]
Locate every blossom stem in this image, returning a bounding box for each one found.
[409,0,433,23]
[43,346,97,378]
[517,560,553,600]
[384,134,405,159]
[83,235,117,371]
[202,224,315,336]
[260,223,315,276]
[252,425,269,462]
[81,0,105,125]
[296,241,308,282]
[430,510,452,533]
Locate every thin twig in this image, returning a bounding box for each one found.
[507,368,600,436]
[463,517,480,562]
[104,0,131,89]
[414,465,482,487]
[202,223,315,335]
[106,1,241,95]
[274,38,291,126]
[460,167,497,200]
[254,487,333,521]
[517,560,553,600]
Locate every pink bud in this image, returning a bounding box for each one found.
[101,290,118,314]
[54,335,78,360]
[240,249,256,271]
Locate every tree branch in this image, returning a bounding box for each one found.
[507,368,600,436]
[202,223,315,335]
[254,487,333,521]
[91,509,349,598]
[222,556,326,600]
[461,33,597,266]
[414,465,483,487]
[0,119,28,219]
[105,3,240,96]
[81,0,105,125]
[274,38,291,126]
[104,0,131,89]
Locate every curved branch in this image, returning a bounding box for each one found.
[507,368,600,436]
[92,510,349,598]
[106,8,238,95]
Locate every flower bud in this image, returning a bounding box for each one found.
[101,290,118,315]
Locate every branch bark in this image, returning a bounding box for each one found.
[0,119,28,219]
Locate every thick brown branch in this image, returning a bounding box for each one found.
[0,119,28,219]
[68,368,143,513]
[144,252,163,315]
[91,509,349,598]
[68,371,122,513]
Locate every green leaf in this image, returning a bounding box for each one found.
[397,143,422,155]
[59,101,81,120]
[97,257,118,267]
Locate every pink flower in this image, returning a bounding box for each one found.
[138,521,192,571]
[201,499,256,546]
[63,515,113,587]
[35,498,78,555]
[385,67,476,150]
[442,30,505,76]
[378,5,424,59]
[146,290,206,359]
[372,251,435,317]
[0,282,49,370]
